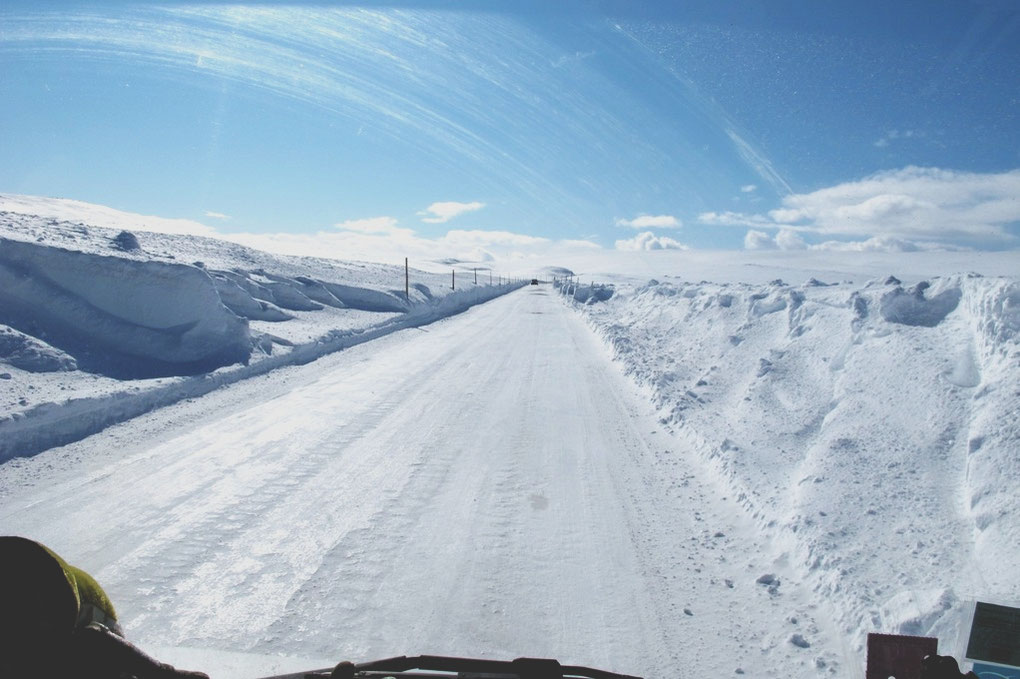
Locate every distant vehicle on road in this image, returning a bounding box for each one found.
[531,279,539,285]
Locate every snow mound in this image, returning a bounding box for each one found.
[878,589,957,638]
[250,272,324,311]
[319,282,409,312]
[209,273,294,322]
[553,279,614,304]
[112,230,141,251]
[200,269,409,318]
[565,272,1020,654]
[0,324,77,372]
[749,291,788,317]
[966,277,1020,350]
[0,238,251,378]
[880,280,962,327]
[291,276,347,308]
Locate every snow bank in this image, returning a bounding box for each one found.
[562,273,1020,656]
[209,273,294,322]
[0,280,518,460]
[0,238,251,378]
[0,325,77,372]
[555,280,615,304]
[319,282,409,312]
[0,210,524,460]
[880,280,963,327]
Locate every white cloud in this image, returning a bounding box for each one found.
[442,229,548,248]
[768,167,1020,240]
[815,236,969,253]
[418,201,485,224]
[743,230,775,250]
[204,211,231,220]
[699,211,778,228]
[874,129,922,148]
[463,248,495,262]
[775,228,807,250]
[811,236,921,252]
[740,184,758,193]
[616,214,682,229]
[743,230,960,253]
[615,231,689,251]
[713,167,1020,247]
[560,239,602,250]
[335,216,408,235]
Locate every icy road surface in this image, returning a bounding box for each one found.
[0,286,844,678]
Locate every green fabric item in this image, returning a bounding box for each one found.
[41,543,119,623]
[2,537,118,625]
[65,562,119,624]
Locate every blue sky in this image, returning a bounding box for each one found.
[1,0,1018,262]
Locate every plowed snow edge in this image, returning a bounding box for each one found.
[0,284,524,460]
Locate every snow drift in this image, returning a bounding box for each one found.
[559,272,1020,656]
[0,210,523,459]
[0,238,251,378]
[0,325,77,372]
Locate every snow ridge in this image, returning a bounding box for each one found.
[559,273,1020,656]
[0,238,252,378]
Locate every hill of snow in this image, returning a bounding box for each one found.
[0,208,521,459]
[557,271,1019,659]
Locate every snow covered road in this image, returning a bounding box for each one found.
[0,286,845,678]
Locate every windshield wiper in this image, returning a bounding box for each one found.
[261,654,643,679]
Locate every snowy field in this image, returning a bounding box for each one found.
[0,196,1018,678]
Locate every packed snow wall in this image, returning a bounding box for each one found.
[0,238,251,378]
[566,273,1020,654]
